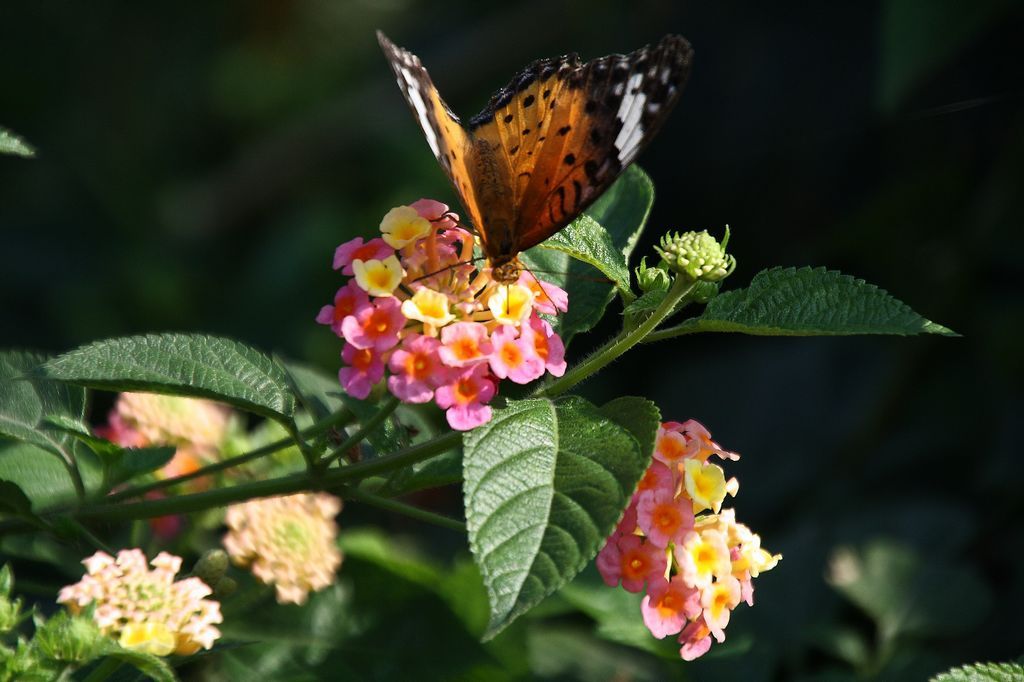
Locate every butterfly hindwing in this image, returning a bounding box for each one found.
[468,35,693,253]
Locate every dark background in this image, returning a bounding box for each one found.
[2,1,1022,679]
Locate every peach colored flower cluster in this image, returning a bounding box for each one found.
[57,549,222,656]
[317,200,568,430]
[223,493,343,605]
[597,420,781,660]
[97,392,232,479]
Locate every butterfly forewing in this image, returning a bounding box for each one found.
[376,31,487,234]
[510,35,693,252]
[378,32,693,262]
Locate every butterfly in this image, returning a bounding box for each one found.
[378,31,693,283]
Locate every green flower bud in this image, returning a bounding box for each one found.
[193,549,229,586]
[635,257,671,293]
[654,226,736,282]
[0,565,12,598]
[0,639,53,681]
[0,596,20,634]
[33,612,106,664]
[213,576,237,600]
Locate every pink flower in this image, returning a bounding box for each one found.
[678,617,713,661]
[637,488,694,548]
[518,272,568,315]
[641,576,701,639]
[615,501,639,535]
[654,423,698,467]
[434,364,496,430]
[410,198,456,228]
[316,281,370,336]
[596,534,667,593]
[680,419,740,462]
[387,335,451,403]
[438,322,492,368]
[488,325,545,384]
[339,344,385,399]
[521,315,566,377]
[341,297,404,351]
[333,237,393,275]
[636,460,676,495]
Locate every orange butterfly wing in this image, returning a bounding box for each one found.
[378,33,693,258]
[377,32,487,235]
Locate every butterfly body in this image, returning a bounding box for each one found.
[378,32,693,282]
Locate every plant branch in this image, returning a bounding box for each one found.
[72,431,462,522]
[338,486,465,531]
[320,395,401,468]
[539,276,698,397]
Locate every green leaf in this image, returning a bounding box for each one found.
[0,441,96,511]
[672,267,957,337]
[99,645,178,682]
[559,571,678,659]
[537,215,630,298]
[0,351,87,464]
[44,415,175,489]
[827,540,990,642]
[463,396,649,639]
[276,358,346,423]
[596,396,660,466]
[0,126,35,158]
[0,481,34,518]
[39,334,296,422]
[931,662,1024,682]
[585,165,655,260]
[521,166,654,344]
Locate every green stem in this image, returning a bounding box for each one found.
[340,486,465,531]
[73,431,462,522]
[642,321,706,343]
[539,276,698,397]
[321,395,401,468]
[107,407,354,502]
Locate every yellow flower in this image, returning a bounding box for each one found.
[701,575,742,635]
[380,205,432,248]
[487,284,534,325]
[223,493,343,605]
[119,621,176,656]
[401,287,455,328]
[353,255,404,296]
[676,529,732,589]
[683,459,738,513]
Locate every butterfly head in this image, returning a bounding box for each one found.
[491,259,521,284]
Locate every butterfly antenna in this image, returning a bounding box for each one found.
[411,256,488,283]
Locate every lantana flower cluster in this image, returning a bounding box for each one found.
[318,200,568,430]
[57,549,222,657]
[597,420,780,660]
[97,392,233,480]
[223,493,344,605]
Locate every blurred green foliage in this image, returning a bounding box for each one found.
[2,1,1023,679]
